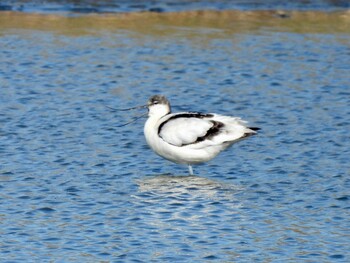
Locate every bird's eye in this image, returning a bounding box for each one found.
[153,101,159,105]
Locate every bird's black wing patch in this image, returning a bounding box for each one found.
[158,112,214,135]
[194,120,224,144]
[158,113,225,147]
[239,127,260,140]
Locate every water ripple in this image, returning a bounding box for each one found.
[1,13,349,262]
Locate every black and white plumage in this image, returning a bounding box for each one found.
[143,95,259,175]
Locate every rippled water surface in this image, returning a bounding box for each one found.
[1,0,349,13]
[1,9,350,262]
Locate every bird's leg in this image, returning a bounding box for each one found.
[188,165,194,176]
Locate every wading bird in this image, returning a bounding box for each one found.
[117,95,259,175]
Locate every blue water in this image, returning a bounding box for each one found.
[1,13,350,262]
[1,0,349,13]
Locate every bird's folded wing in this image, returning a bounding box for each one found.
[159,117,213,147]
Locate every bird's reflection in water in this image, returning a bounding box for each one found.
[136,174,242,199]
[134,175,243,231]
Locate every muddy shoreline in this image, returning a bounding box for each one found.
[1,10,350,35]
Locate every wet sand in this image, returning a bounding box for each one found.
[1,10,349,36]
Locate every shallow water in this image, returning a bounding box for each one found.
[1,9,350,262]
[0,0,349,13]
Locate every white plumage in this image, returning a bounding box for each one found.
[159,117,212,146]
[143,95,259,175]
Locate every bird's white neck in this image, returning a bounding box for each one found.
[148,104,170,120]
[144,104,170,147]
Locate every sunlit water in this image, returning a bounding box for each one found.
[1,0,349,13]
[1,9,350,262]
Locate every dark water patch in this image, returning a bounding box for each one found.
[36,207,56,213]
[336,195,349,201]
[0,0,349,14]
[330,254,345,259]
